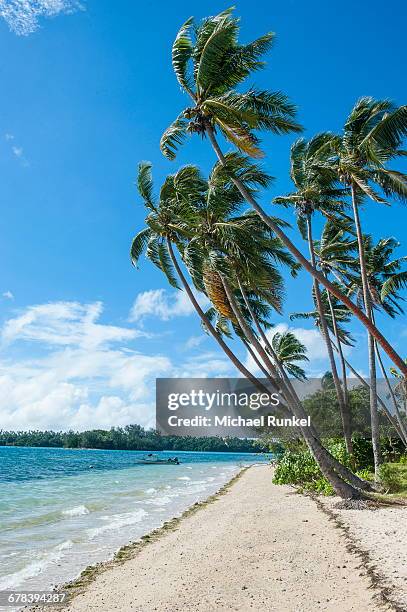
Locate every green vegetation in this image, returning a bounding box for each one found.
[0,426,264,453]
[272,440,406,496]
[378,462,407,496]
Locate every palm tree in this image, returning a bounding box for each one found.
[161,9,407,374]
[347,235,407,444]
[391,362,407,418]
[132,161,370,498]
[326,97,407,474]
[292,292,407,445]
[270,331,308,381]
[273,135,355,454]
[314,221,359,421]
[130,162,266,390]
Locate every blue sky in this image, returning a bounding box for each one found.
[0,0,406,430]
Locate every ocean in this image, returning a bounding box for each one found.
[0,446,267,593]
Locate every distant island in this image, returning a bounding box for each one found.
[0,425,265,453]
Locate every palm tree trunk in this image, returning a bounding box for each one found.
[205,124,407,376]
[243,339,272,379]
[219,273,279,378]
[375,343,407,444]
[166,239,269,392]
[350,184,381,477]
[237,278,309,415]
[322,272,353,456]
[330,341,406,443]
[306,214,353,456]
[235,277,375,492]
[219,272,364,498]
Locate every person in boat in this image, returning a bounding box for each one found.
[167,457,179,464]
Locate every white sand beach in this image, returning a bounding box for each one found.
[39,465,407,612]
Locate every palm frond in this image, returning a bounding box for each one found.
[147,238,180,289]
[172,17,195,95]
[137,162,155,209]
[160,114,189,160]
[130,228,151,267]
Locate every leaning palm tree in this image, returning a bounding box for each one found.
[130,162,265,388]
[326,97,407,474]
[314,220,359,421]
[132,161,371,498]
[273,135,354,454]
[347,235,407,444]
[161,8,407,374]
[179,159,376,495]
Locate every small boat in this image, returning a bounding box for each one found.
[135,454,180,465]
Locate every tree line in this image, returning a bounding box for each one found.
[131,8,407,498]
[0,425,262,453]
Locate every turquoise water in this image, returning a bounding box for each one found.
[0,447,267,593]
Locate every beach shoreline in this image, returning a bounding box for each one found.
[30,464,407,612]
[48,466,250,606]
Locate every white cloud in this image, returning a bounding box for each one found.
[3,133,29,166]
[0,0,85,36]
[178,351,233,379]
[12,145,23,158]
[0,300,173,430]
[184,335,207,350]
[0,298,232,431]
[2,301,146,348]
[129,288,209,323]
[2,290,14,300]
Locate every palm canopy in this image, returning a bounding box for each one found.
[346,235,407,318]
[130,162,207,289]
[327,97,407,203]
[131,155,298,326]
[273,134,349,236]
[270,331,309,381]
[172,154,299,320]
[161,7,302,160]
[290,285,354,347]
[313,220,358,282]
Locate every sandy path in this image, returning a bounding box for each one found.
[56,466,383,612]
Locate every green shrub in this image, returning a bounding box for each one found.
[272,439,405,497]
[272,449,334,495]
[399,455,407,465]
[273,449,319,486]
[325,439,353,468]
[351,436,374,470]
[355,468,374,481]
[378,462,407,493]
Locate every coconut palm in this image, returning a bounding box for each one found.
[132,161,371,498]
[314,221,358,409]
[346,235,407,444]
[325,97,407,474]
[130,161,265,389]
[175,160,376,496]
[270,331,308,381]
[273,135,355,455]
[347,236,407,318]
[161,9,407,374]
